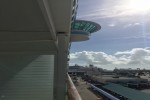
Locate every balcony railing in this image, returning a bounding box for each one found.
[67,74,82,100]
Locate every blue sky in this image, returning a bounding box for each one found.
[70,0,150,70]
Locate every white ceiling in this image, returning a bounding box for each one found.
[0,0,73,54]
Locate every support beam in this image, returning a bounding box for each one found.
[54,34,69,100]
[0,31,52,41]
[37,0,56,41]
[0,51,56,55]
[0,40,57,52]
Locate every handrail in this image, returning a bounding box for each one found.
[89,83,119,100]
[67,74,82,100]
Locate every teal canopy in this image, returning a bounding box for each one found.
[71,20,101,33]
[103,83,150,100]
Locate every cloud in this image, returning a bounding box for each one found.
[134,23,140,26]
[70,48,150,69]
[108,23,116,27]
[115,50,130,56]
[70,51,114,65]
[128,48,150,64]
[77,0,150,25]
[123,23,141,28]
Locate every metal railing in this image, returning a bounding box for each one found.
[89,83,119,100]
[67,74,82,100]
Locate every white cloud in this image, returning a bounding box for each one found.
[108,23,116,27]
[77,0,150,25]
[115,50,130,56]
[70,51,114,65]
[124,24,132,28]
[128,48,150,64]
[70,48,150,69]
[123,23,141,28]
[134,23,140,26]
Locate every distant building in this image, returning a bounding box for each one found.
[68,65,102,76]
[68,65,85,76]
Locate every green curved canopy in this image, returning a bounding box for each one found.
[71,20,101,33]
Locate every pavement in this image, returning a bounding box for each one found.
[141,89,150,94]
[75,78,101,100]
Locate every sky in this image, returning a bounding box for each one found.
[70,0,150,70]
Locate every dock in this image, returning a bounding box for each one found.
[75,78,102,100]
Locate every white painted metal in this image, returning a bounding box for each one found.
[0,40,57,53]
[0,55,54,100]
[70,34,89,42]
[46,0,73,33]
[0,1,74,100]
[54,34,69,100]
[0,32,52,41]
[37,0,57,40]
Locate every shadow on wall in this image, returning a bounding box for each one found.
[0,54,39,85]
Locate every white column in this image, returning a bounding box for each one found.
[54,33,69,100]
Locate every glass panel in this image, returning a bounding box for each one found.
[88,25,96,32]
[89,27,96,33]
[86,24,94,31]
[83,23,90,31]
